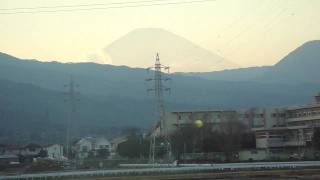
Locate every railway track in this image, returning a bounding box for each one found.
[2,161,320,180]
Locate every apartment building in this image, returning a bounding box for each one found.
[164,92,320,160]
[164,109,238,135]
[165,108,286,138]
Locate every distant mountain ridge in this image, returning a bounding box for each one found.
[1,40,320,144]
[180,40,320,84]
[1,51,317,107]
[257,40,320,84]
[176,66,272,81]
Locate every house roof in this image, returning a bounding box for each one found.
[111,136,128,144]
[44,144,62,148]
[0,144,22,150]
[0,154,18,159]
[171,109,236,113]
[24,143,42,149]
[75,137,110,145]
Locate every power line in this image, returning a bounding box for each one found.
[224,0,277,47]
[0,0,171,10]
[221,0,288,57]
[214,0,270,56]
[0,0,216,14]
[262,7,289,33]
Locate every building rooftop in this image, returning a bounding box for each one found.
[286,103,320,111]
[171,108,236,113]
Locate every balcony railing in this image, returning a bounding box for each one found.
[266,139,306,147]
[286,114,320,122]
[283,141,306,146]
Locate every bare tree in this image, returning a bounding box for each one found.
[219,119,247,162]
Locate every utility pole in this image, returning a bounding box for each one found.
[146,53,171,164]
[64,75,80,160]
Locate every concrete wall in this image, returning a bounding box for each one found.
[239,149,268,161]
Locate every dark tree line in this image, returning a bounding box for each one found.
[117,128,150,159]
[170,119,256,161]
[117,120,256,161]
[313,127,320,150]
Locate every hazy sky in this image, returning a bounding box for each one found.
[0,0,319,71]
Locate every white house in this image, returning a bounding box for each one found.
[94,138,111,151]
[74,137,111,159]
[74,137,93,159]
[45,144,64,160]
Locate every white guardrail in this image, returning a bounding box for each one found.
[2,161,320,179]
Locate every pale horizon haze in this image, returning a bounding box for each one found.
[0,0,319,72]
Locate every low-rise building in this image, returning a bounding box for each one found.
[0,154,19,166]
[74,137,111,159]
[74,137,92,159]
[45,144,64,160]
[0,144,21,155]
[20,143,42,156]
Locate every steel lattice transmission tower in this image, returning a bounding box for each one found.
[146,53,171,164]
[146,53,171,136]
[64,76,80,159]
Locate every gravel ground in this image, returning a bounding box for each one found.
[78,168,320,180]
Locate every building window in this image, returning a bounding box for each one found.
[82,146,88,152]
[255,114,264,118]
